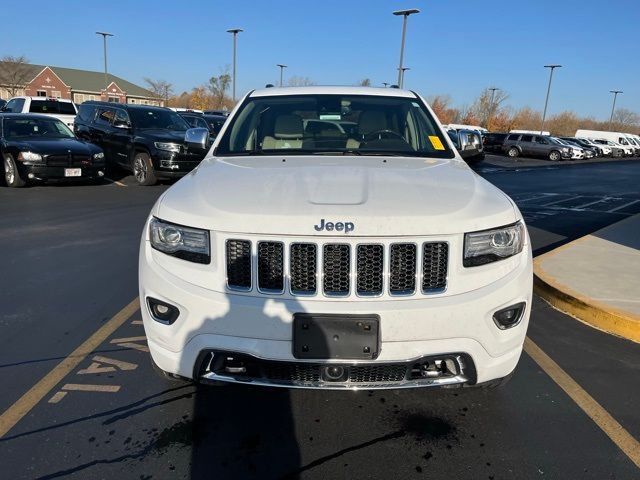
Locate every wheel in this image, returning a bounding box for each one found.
[4,154,26,188]
[133,152,157,186]
[507,147,520,158]
[548,150,561,161]
[150,355,190,383]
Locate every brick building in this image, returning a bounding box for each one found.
[0,64,162,106]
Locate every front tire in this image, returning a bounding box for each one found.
[133,152,157,186]
[4,154,26,188]
[548,150,561,161]
[507,147,520,158]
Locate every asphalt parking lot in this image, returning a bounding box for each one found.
[0,154,639,479]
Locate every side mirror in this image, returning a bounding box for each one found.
[113,120,131,129]
[185,127,210,150]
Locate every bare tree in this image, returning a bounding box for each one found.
[612,108,640,127]
[0,55,33,96]
[143,78,174,103]
[287,76,316,87]
[357,78,371,87]
[208,67,231,108]
[470,87,509,128]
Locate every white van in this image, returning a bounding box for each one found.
[509,129,551,136]
[575,129,635,156]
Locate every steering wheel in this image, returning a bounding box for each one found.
[363,129,405,141]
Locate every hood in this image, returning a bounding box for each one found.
[12,137,100,156]
[156,156,517,236]
[135,129,188,143]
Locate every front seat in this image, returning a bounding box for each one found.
[346,110,388,149]
[262,114,304,150]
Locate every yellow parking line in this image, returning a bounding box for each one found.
[104,177,127,187]
[524,337,640,468]
[0,297,139,439]
[61,384,120,393]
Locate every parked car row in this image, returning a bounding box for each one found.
[481,129,640,161]
[1,96,224,187]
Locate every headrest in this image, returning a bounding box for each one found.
[274,114,303,139]
[358,111,387,135]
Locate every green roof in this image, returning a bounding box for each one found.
[1,63,157,99]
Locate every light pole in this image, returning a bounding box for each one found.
[488,87,500,128]
[609,90,623,127]
[400,67,410,87]
[540,64,561,134]
[393,8,419,88]
[95,32,114,96]
[226,28,243,102]
[277,64,287,87]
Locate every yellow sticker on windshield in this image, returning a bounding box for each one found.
[429,136,445,150]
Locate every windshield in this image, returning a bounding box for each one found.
[128,108,189,131]
[215,94,454,158]
[3,117,75,139]
[549,137,564,145]
[28,100,77,115]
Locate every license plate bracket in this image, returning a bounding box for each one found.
[293,313,380,360]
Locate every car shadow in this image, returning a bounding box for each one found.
[175,290,327,478]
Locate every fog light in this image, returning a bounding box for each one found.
[147,297,179,325]
[493,302,526,330]
[28,173,35,179]
[98,171,104,177]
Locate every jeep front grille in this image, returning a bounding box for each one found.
[422,242,448,291]
[323,244,351,296]
[257,242,284,292]
[226,240,252,289]
[290,243,317,295]
[225,239,448,297]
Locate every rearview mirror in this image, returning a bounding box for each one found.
[185,127,210,150]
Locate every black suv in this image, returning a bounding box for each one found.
[482,132,508,153]
[74,102,209,185]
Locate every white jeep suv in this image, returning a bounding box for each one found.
[139,86,532,390]
[2,96,77,128]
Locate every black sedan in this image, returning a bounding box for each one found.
[1,113,105,187]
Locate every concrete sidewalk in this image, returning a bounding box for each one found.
[534,214,640,343]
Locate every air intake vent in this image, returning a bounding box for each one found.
[290,243,317,295]
[356,244,384,296]
[323,244,350,296]
[389,244,417,295]
[226,240,252,289]
[258,242,284,292]
[422,242,448,291]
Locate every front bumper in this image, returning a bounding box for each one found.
[152,150,204,178]
[140,239,533,388]
[19,164,104,181]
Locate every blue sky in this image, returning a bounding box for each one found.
[3,0,639,119]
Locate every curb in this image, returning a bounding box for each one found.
[534,257,640,344]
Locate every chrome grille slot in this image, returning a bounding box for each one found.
[226,240,252,289]
[257,242,284,292]
[422,242,448,292]
[290,243,317,295]
[356,244,384,296]
[349,364,408,383]
[323,244,351,296]
[389,243,417,295]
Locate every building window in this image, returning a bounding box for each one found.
[129,99,136,104]
[51,91,61,99]
[36,90,47,97]
[108,97,120,103]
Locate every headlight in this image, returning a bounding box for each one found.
[93,152,105,159]
[464,221,525,267]
[17,151,42,161]
[149,217,210,264]
[154,142,181,153]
